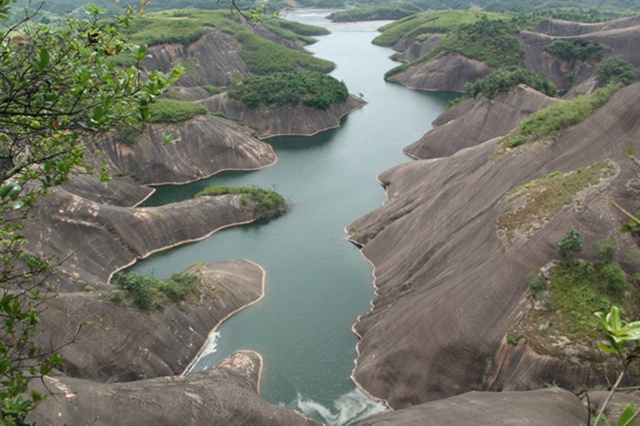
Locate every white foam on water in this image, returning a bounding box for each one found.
[287,388,388,426]
[186,331,221,373]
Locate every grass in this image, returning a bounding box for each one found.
[497,161,617,241]
[512,260,640,364]
[119,9,334,75]
[110,271,205,310]
[501,83,619,149]
[148,99,208,123]
[196,185,287,220]
[372,10,508,47]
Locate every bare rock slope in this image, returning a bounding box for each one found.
[404,84,557,159]
[348,82,640,408]
[28,351,320,426]
[201,93,366,139]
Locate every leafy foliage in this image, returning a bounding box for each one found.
[596,58,638,85]
[111,272,201,310]
[503,83,619,148]
[196,185,286,220]
[328,4,421,22]
[544,40,606,61]
[148,99,208,123]
[558,228,583,259]
[227,71,348,110]
[372,10,507,47]
[0,3,181,422]
[236,30,334,75]
[438,17,524,68]
[465,66,557,99]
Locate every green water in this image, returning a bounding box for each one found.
[133,10,456,425]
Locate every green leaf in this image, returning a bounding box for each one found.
[617,404,637,426]
[38,48,50,71]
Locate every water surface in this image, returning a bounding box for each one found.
[134,10,455,425]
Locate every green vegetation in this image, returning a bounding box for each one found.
[148,99,208,123]
[328,4,421,22]
[372,10,507,47]
[544,40,606,61]
[558,228,583,260]
[203,85,222,96]
[110,271,202,310]
[438,17,524,68]
[502,83,619,149]
[596,58,638,85]
[497,162,617,240]
[196,185,287,220]
[116,9,334,75]
[227,71,348,110]
[465,66,557,99]
[261,17,329,44]
[236,31,334,75]
[0,3,181,423]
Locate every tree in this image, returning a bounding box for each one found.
[0,1,182,423]
[558,228,583,260]
[596,58,638,86]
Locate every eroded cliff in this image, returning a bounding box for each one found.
[348,82,640,408]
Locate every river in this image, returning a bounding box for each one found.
[133,10,455,425]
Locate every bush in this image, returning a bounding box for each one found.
[596,58,638,85]
[595,237,617,263]
[110,271,201,310]
[196,185,287,220]
[438,17,524,68]
[148,99,208,123]
[466,66,557,99]
[558,228,583,259]
[228,71,348,110]
[601,262,627,296]
[544,40,605,61]
[527,270,547,300]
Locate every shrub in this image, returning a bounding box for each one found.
[558,228,583,259]
[196,185,287,220]
[595,237,617,264]
[527,270,547,300]
[110,271,201,310]
[148,99,208,123]
[601,262,626,296]
[596,58,638,85]
[227,71,348,110]
[466,66,557,99]
[544,40,605,61]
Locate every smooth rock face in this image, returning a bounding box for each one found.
[145,28,251,88]
[387,52,492,92]
[100,115,277,185]
[37,260,265,382]
[404,85,557,159]
[23,184,258,290]
[200,94,367,139]
[358,388,587,425]
[348,82,640,408]
[28,351,321,426]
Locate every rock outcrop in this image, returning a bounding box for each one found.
[37,260,265,382]
[386,16,640,93]
[23,183,262,291]
[348,82,640,408]
[28,351,321,426]
[404,85,557,159]
[100,115,276,185]
[387,52,492,92]
[359,388,587,425]
[200,93,367,139]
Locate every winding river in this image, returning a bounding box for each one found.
[133,10,455,425]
